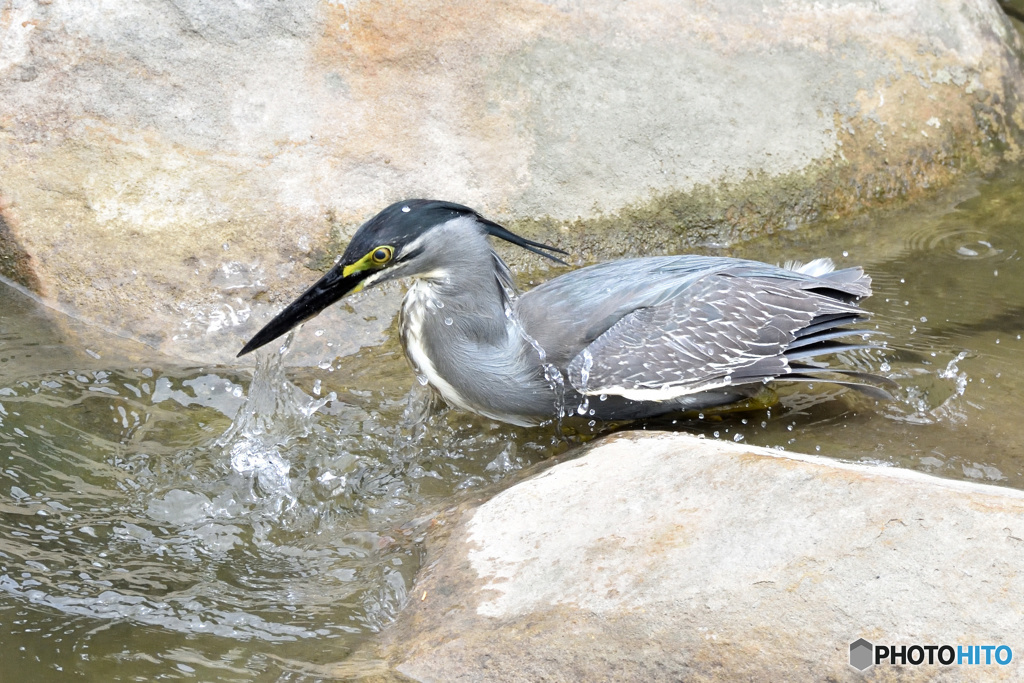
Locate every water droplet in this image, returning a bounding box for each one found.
[879,362,891,372]
[313,379,322,396]
[443,317,453,326]
[734,433,744,442]
[436,300,444,308]
[599,394,608,401]
[315,329,325,337]
[938,351,969,396]
[576,397,590,415]
[713,431,720,438]
[402,206,411,213]
[416,374,429,386]
[919,316,927,323]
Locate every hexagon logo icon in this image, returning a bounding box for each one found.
[850,638,874,671]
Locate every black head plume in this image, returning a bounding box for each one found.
[475,215,568,265]
[359,200,567,265]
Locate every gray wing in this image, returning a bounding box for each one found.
[517,256,764,368]
[516,255,868,366]
[564,272,865,400]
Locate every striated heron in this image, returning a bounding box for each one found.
[238,200,893,426]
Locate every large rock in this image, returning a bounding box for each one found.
[0,0,1022,363]
[378,432,1024,681]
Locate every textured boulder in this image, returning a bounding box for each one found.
[0,0,1022,363]
[379,432,1024,681]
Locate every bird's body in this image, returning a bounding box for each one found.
[239,200,893,425]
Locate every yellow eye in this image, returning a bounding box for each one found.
[371,246,393,265]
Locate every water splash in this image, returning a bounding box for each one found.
[398,381,436,448]
[938,350,970,396]
[216,331,336,505]
[929,350,970,424]
[504,302,567,424]
[542,363,567,423]
[575,349,593,415]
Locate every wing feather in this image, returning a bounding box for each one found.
[565,272,864,400]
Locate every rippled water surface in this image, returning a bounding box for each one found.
[0,301,570,680]
[710,168,1024,486]
[2,167,1024,680]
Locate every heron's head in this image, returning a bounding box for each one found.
[237,199,565,357]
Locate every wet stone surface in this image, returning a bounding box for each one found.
[380,432,1024,682]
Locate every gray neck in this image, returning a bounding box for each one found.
[397,220,562,424]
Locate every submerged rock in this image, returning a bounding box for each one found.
[0,1,1022,363]
[379,432,1024,680]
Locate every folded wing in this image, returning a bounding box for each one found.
[564,267,882,401]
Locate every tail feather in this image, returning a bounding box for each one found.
[795,313,869,339]
[786,328,876,351]
[785,341,877,361]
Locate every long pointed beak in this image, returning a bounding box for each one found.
[237,264,368,357]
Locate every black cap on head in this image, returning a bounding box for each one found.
[343,200,567,265]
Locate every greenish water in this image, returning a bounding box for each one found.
[2,167,1023,680]
[709,168,1024,484]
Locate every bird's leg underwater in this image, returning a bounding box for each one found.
[680,385,780,419]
